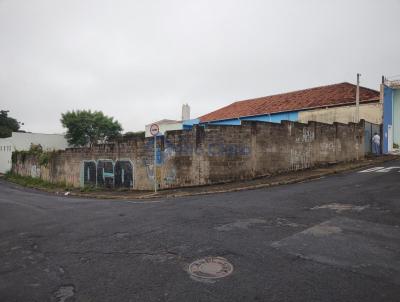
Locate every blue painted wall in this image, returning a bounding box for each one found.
[241,111,298,123]
[203,111,299,126]
[208,119,242,126]
[383,85,393,153]
[393,89,400,146]
[182,118,200,130]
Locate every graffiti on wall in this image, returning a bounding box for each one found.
[30,165,40,178]
[97,160,114,188]
[140,137,252,185]
[144,137,252,160]
[164,167,177,184]
[115,160,134,188]
[290,147,312,171]
[207,143,251,157]
[319,142,338,156]
[296,128,315,143]
[80,159,133,188]
[83,161,96,186]
[142,141,172,185]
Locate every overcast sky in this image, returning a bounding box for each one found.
[1,0,399,134]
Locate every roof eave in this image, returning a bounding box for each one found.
[200,97,380,123]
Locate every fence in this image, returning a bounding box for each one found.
[12,120,365,190]
[364,121,381,154]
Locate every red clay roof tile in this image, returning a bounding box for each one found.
[199,82,380,123]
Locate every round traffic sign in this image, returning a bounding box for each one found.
[150,124,159,136]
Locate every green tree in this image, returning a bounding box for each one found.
[0,110,21,138]
[61,110,122,147]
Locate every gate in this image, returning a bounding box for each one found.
[364,121,381,154]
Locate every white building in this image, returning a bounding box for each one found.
[0,132,69,173]
[145,119,183,137]
[145,104,191,137]
[0,138,13,174]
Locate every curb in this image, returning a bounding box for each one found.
[70,155,399,200]
[3,155,397,201]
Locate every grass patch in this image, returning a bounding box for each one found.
[4,172,130,194]
[4,172,71,191]
[79,185,102,193]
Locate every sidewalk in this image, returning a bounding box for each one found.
[72,154,399,200]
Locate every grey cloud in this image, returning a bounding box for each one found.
[1,0,399,133]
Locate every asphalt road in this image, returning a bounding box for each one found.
[1,161,400,302]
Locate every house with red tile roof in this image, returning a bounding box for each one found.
[197,82,381,126]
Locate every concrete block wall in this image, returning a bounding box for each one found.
[12,120,365,190]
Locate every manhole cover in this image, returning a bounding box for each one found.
[189,257,233,279]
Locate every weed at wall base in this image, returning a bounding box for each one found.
[4,172,70,191]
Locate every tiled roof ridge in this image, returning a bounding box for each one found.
[199,82,380,123]
[231,82,378,105]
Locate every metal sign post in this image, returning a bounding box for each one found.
[150,124,160,192]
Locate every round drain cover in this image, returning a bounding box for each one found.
[189,257,233,279]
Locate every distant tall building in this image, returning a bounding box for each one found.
[182,104,190,121]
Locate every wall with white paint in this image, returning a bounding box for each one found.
[0,138,13,173]
[10,132,69,151]
[0,132,69,173]
[145,121,183,137]
[298,102,382,125]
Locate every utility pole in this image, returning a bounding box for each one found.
[355,73,361,123]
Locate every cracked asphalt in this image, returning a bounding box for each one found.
[1,160,400,302]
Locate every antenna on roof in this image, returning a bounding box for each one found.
[355,73,361,123]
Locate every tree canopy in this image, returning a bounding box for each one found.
[0,110,21,138]
[61,110,122,147]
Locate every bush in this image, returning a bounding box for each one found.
[38,152,49,166]
[12,144,56,167]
